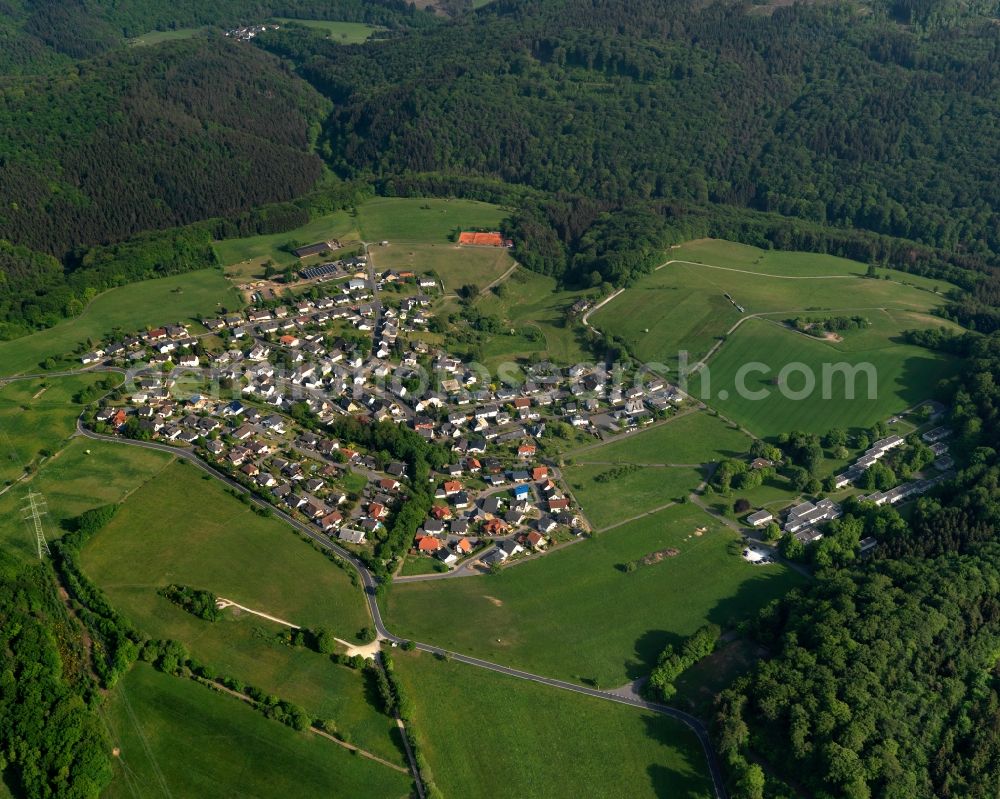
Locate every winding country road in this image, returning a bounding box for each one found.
[75,420,730,799]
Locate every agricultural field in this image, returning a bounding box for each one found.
[111,601,403,763]
[0,373,111,485]
[691,318,958,438]
[213,197,510,287]
[591,240,955,368]
[393,649,714,799]
[369,240,513,293]
[564,462,704,530]
[273,18,381,43]
[385,504,804,686]
[0,437,172,559]
[128,27,209,46]
[472,267,593,368]
[356,197,507,243]
[672,240,957,290]
[0,269,240,376]
[567,411,752,465]
[103,664,413,799]
[79,461,371,638]
[213,209,359,271]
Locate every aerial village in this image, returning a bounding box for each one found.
[81,237,685,575]
[79,233,956,576]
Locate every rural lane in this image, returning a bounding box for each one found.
[75,422,730,799]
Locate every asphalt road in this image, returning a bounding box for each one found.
[76,422,729,799]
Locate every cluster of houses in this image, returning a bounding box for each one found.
[78,248,704,575]
[411,461,582,567]
[225,23,280,40]
[746,498,843,544]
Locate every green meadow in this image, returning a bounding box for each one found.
[692,318,958,438]
[273,18,381,43]
[370,239,513,292]
[110,601,403,763]
[0,269,240,376]
[0,437,172,561]
[564,462,704,530]
[103,664,412,799]
[567,411,752,465]
[394,649,713,799]
[80,461,370,637]
[591,240,953,368]
[128,27,208,46]
[0,374,112,485]
[473,267,593,366]
[213,209,359,269]
[356,197,507,243]
[385,504,803,686]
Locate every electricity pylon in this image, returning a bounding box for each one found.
[22,490,51,559]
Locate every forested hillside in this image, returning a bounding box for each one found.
[0,37,325,258]
[0,551,112,798]
[717,544,1000,799]
[0,0,431,73]
[259,0,1000,285]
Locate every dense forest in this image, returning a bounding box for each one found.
[256,0,1000,287]
[0,37,326,258]
[0,551,112,798]
[0,0,432,73]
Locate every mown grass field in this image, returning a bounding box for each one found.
[0,374,110,485]
[567,411,752,465]
[113,602,404,763]
[591,240,954,368]
[692,318,958,438]
[385,504,803,686]
[672,240,958,291]
[393,649,713,799]
[213,209,358,269]
[128,27,208,46]
[369,240,513,292]
[562,413,754,528]
[0,269,240,376]
[0,436,172,557]
[356,197,507,243]
[473,267,592,367]
[103,664,412,799]
[565,463,704,530]
[80,461,370,637]
[273,18,380,43]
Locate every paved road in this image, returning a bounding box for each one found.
[77,423,729,799]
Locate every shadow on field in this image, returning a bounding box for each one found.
[629,629,684,680]
[643,715,716,797]
[628,575,793,681]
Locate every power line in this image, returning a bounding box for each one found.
[21,490,51,559]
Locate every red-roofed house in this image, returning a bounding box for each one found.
[319,511,343,531]
[483,518,509,536]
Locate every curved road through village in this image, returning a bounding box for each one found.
[76,420,729,799]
